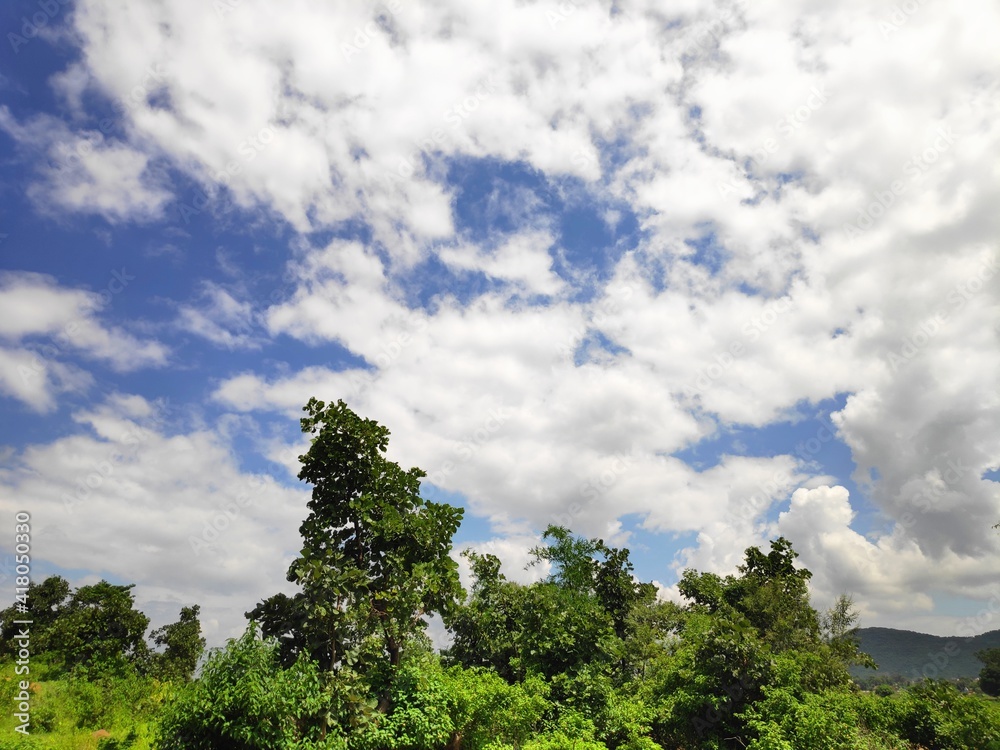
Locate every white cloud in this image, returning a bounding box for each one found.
[0,272,167,410]
[438,231,566,297]
[176,282,260,350]
[0,109,171,223]
[0,394,309,642]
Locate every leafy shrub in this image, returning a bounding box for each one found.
[444,666,549,750]
[523,709,607,750]
[157,626,346,749]
[891,680,1000,749]
[355,655,456,750]
[593,688,657,750]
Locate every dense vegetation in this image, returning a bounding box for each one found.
[4,398,1000,749]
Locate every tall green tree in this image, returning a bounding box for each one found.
[248,398,465,711]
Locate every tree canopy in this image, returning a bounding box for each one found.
[248,397,465,718]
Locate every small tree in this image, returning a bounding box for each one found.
[157,625,341,749]
[976,647,1000,697]
[45,580,150,673]
[150,605,206,681]
[821,593,876,671]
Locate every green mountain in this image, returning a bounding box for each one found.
[850,627,1000,681]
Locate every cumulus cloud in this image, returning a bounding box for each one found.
[0,109,171,223]
[0,394,309,641]
[0,272,168,411]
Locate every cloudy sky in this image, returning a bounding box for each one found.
[0,0,998,645]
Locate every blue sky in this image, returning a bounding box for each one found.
[0,0,998,644]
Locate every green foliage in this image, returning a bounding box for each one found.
[449,526,659,690]
[445,551,526,680]
[0,576,70,658]
[517,583,617,680]
[978,647,1000,696]
[821,594,877,672]
[355,653,456,750]
[743,686,864,749]
[149,605,206,682]
[157,625,348,749]
[643,610,771,747]
[46,581,151,674]
[521,710,607,750]
[444,666,550,750]
[250,397,464,722]
[679,537,820,655]
[890,679,1000,749]
[0,657,164,748]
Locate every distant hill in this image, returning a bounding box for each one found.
[850,627,1000,681]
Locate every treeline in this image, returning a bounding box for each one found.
[0,576,204,682]
[4,398,1000,749]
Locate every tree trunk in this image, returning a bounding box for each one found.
[376,636,401,713]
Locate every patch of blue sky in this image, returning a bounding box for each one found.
[421,484,495,547]
[683,228,728,275]
[444,154,641,296]
[672,393,878,526]
[615,513,699,585]
[572,329,631,366]
[447,157,552,242]
[775,171,804,185]
[398,255,504,310]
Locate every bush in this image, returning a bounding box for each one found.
[593,688,657,750]
[355,655,456,750]
[157,626,346,749]
[444,666,549,750]
[891,680,1000,749]
[523,710,607,750]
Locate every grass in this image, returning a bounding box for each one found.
[0,660,165,749]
